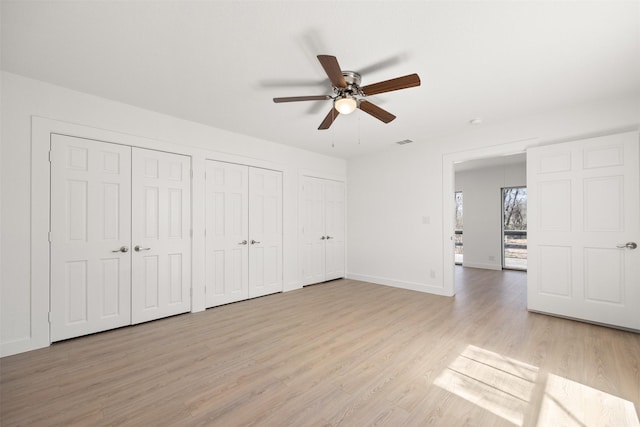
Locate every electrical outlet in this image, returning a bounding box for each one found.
[488,255,496,261]
[430,269,436,279]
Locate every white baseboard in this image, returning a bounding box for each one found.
[1,336,49,358]
[284,280,302,293]
[346,273,453,297]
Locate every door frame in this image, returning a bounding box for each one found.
[442,138,537,296]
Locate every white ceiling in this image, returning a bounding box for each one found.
[2,1,639,159]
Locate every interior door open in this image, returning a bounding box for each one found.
[527,131,639,330]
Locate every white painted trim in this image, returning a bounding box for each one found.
[441,138,539,297]
[346,273,451,296]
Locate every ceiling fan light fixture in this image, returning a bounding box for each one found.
[334,95,357,115]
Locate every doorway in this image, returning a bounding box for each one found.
[455,191,463,265]
[444,143,533,296]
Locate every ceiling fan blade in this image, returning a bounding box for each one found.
[273,95,332,103]
[317,55,347,88]
[357,53,408,76]
[318,107,339,130]
[358,100,396,123]
[361,73,421,96]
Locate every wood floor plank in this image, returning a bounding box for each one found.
[1,268,639,426]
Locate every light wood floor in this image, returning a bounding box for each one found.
[1,267,639,426]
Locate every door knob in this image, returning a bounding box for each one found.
[238,240,248,245]
[250,239,261,245]
[326,236,333,240]
[616,242,637,249]
[112,246,129,253]
[320,236,326,240]
[134,245,151,252]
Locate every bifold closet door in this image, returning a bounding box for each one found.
[50,135,132,342]
[300,176,345,286]
[51,137,192,341]
[248,167,283,298]
[131,148,192,324]
[205,161,250,307]
[205,160,283,307]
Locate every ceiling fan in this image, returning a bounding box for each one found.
[273,55,421,130]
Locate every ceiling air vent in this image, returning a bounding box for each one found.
[395,139,413,145]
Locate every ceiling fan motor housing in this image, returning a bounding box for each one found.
[337,71,363,97]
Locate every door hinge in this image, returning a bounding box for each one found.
[48,312,52,323]
[190,229,193,238]
[48,231,52,243]
[190,288,193,297]
[204,229,207,237]
[190,169,193,179]
[48,151,52,163]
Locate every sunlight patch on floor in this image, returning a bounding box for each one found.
[435,345,640,426]
[537,373,640,427]
[434,345,538,426]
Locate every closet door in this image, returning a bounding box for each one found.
[131,148,192,324]
[50,135,132,341]
[205,160,249,307]
[249,168,283,298]
[300,176,345,286]
[324,180,345,281]
[301,176,327,285]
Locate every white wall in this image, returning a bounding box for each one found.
[347,94,639,296]
[347,141,445,294]
[0,71,346,356]
[455,163,526,270]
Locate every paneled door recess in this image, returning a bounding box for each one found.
[205,160,283,308]
[50,134,192,342]
[300,176,345,286]
[527,131,640,330]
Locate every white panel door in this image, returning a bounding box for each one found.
[50,134,132,341]
[131,148,191,324]
[300,176,346,286]
[248,168,283,298]
[301,176,327,285]
[325,180,345,281]
[205,160,249,307]
[527,132,640,329]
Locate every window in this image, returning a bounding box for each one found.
[455,191,463,264]
[502,187,527,270]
